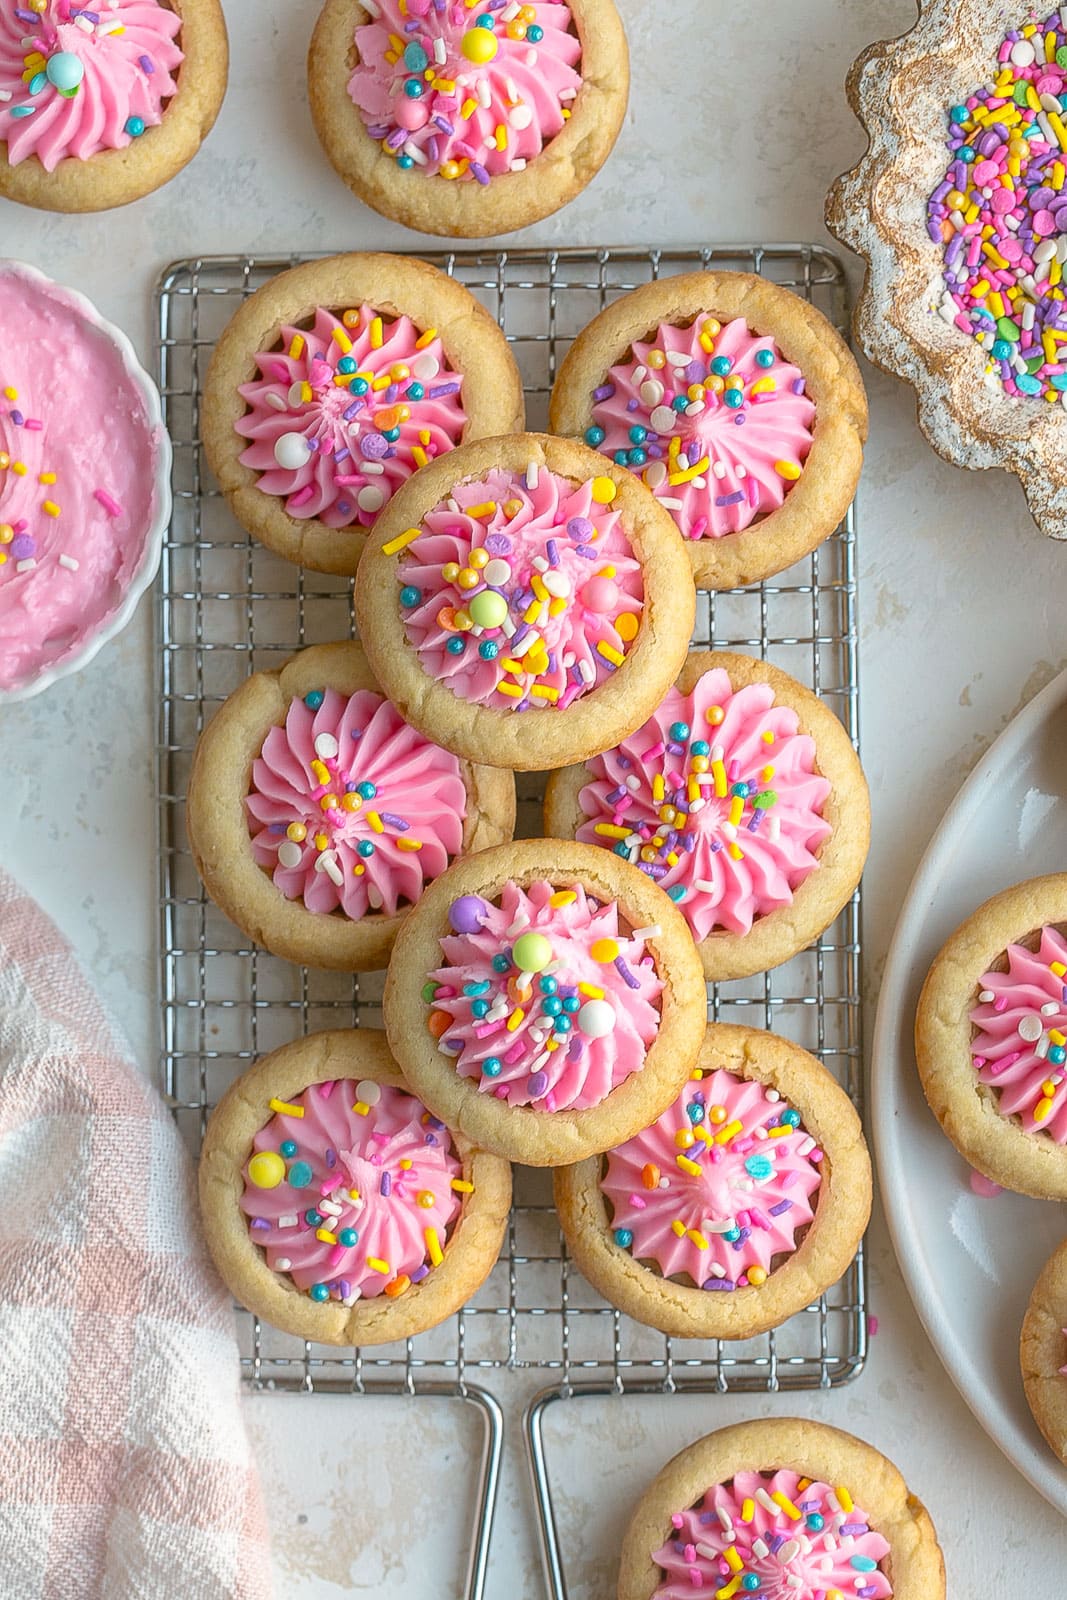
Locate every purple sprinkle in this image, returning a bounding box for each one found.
[337,501,351,516]
[567,1035,584,1060]
[250,1218,270,1231]
[411,1264,430,1283]
[710,839,722,854]
[714,491,745,507]
[13,9,38,21]
[429,382,461,399]
[139,52,154,73]
[424,1132,440,1146]
[510,622,530,649]
[325,1148,337,1168]
[380,1172,392,1197]
[613,956,640,990]
[592,383,615,402]
[470,162,491,185]
[268,823,286,835]
[841,1524,870,1537]
[791,377,806,395]
[366,124,391,141]
[546,538,560,566]
[386,127,408,151]
[733,413,746,427]
[380,812,409,830]
[427,1115,445,1130]
[334,448,351,465]
[626,397,640,412]
[337,1279,352,1297]
[575,544,597,560]
[528,1070,549,1098]
[768,1534,786,1555]
[433,116,454,134]
[427,136,441,164]
[704,1278,736,1292]
[10,410,24,427]
[768,1199,793,1216]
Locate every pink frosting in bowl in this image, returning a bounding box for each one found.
[398,464,642,712]
[347,1,582,184]
[589,315,815,542]
[574,667,832,940]
[0,0,183,172]
[426,878,663,1111]
[246,684,467,919]
[0,260,170,701]
[236,305,467,533]
[970,924,1067,1142]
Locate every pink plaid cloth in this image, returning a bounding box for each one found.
[0,870,273,1599]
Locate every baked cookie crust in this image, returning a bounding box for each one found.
[555,1022,872,1340]
[185,640,515,972]
[1021,1236,1067,1464]
[199,1029,512,1346]
[543,651,870,980]
[307,0,629,238]
[617,1416,945,1600]
[355,431,696,772]
[915,874,1067,1200]
[202,252,525,576]
[0,0,228,213]
[383,838,707,1167]
[549,272,868,589]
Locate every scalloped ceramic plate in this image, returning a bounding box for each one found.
[873,665,1067,1516]
[827,0,1067,538]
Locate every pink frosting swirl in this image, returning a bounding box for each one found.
[236,306,467,532]
[0,0,182,172]
[589,316,814,541]
[398,465,642,711]
[602,1068,821,1292]
[653,1470,892,1599]
[347,1,581,183]
[240,1078,462,1303]
[575,668,832,939]
[426,879,663,1111]
[969,925,1067,1142]
[245,686,467,919]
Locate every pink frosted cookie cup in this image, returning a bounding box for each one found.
[916,873,1067,1200]
[355,432,696,773]
[202,253,524,577]
[0,260,171,702]
[307,0,629,239]
[383,839,707,1167]
[618,1417,945,1600]
[0,0,227,212]
[555,1022,871,1341]
[1021,1236,1067,1465]
[185,640,516,972]
[550,272,868,589]
[544,651,871,981]
[199,1029,512,1346]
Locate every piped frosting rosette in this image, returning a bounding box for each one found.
[587,315,814,541]
[235,305,466,532]
[0,0,182,171]
[969,924,1067,1142]
[601,1068,822,1293]
[397,464,642,712]
[425,878,662,1111]
[347,0,581,184]
[245,684,466,920]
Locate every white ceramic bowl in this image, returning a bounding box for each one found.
[0,259,171,703]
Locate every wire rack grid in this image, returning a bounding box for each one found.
[155,244,865,1600]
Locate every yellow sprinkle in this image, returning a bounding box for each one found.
[451,1178,474,1192]
[728,842,744,860]
[767,1123,793,1138]
[723,1545,743,1574]
[314,833,328,850]
[396,838,423,851]
[772,1491,801,1520]
[415,327,437,349]
[676,1154,702,1176]
[42,500,60,517]
[367,1257,390,1275]
[371,374,392,391]
[38,471,56,485]
[315,1229,337,1244]
[597,641,625,667]
[507,1007,525,1031]
[419,428,432,446]
[739,1498,754,1523]
[728,795,744,828]
[523,599,543,625]
[310,760,330,783]
[465,501,497,519]
[667,456,710,487]
[495,121,507,150]
[686,1228,708,1251]
[500,658,524,675]
[411,446,429,469]
[425,1227,444,1266]
[775,460,802,481]
[1051,111,1067,152]
[712,760,728,798]
[550,890,577,907]
[530,684,559,701]
[762,730,775,744]
[1050,1030,1065,1047]
[268,1098,305,1118]
[369,316,384,348]
[1035,1096,1054,1121]
[715,1580,741,1600]
[835,1485,854,1514]
[461,96,478,119]
[670,1219,687,1238]
[578,982,604,999]
[381,527,422,556]
[331,326,352,354]
[353,1101,370,1116]
[366,811,384,833]
[1052,962,1067,978]
[714,1119,743,1145]
[496,681,523,698]
[1,386,14,402]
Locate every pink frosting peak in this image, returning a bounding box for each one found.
[240,1079,462,1303]
[969,925,1067,1142]
[602,1068,821,1292]
[398,465,642,711]
[0,0,182,172]
[575,668,832,939]
[347,1,581,183]
[246,686,467,919]
[590,316,814,542]
[236,306,467,532]
[426,879,663,1111]
[653,1470,892,1599]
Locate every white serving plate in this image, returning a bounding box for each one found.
[873,665,1067,1515]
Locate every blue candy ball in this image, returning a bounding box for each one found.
[553,1014,572,1034]
[781,1108,802,1127]
[476,12,495,26]
[304,1209,323,1227]
[527,23,544,41]
[471,999,490,1019]
[687,1102,705,1123]
[691,739,709,757]
[669,720,690,742]
[613,450,630,467]
[492,953,511,973]
[357,839,375,858]
[280,1140,298,1158]
[991,339,1012,361]
[397,153,415,169]
[400,585,421,607]
[585,425,606,447]
[614,1228,634,1249]
[357,781,377,799]
[403,41,428,70]
[628,425,647,444]
[671,394,689,412]
[339,1228,360,1247]
[337,356,357,374]
[406,382,425,400]
[731,781,750,798]
[562,995,580,1014]
[742,1579,761,1593]
[310,1283,330,1303]
[304,690,324,710]
[755,348,775,368]
[950,104,968,124]
[541,996,563,1017]
[958,145,975,161]
[724,389,744,409]
[806,1513,824,1532]
[538,975,558,996]
[710,356,732,376]
[446,636,466,655]
[287,1161,313,1188]
[383,427,401,443]
[125,115,145,138]
[349,377,370,395]
[46,51,84,91]
[478,640,499,661]
[483,1057,502,1078]
[403,77,424,98]
[629,448,647,466]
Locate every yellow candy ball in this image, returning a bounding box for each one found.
[341,792,361,812]
[286,822,308,842]
[468,589,508,629]
[616,612,639,643]
[590,476,617,505]
[442,561,461,583]
[0,524,12,545]
[469,546,489,569]
[591,937,620,964]
[461,26,499,63]
[248,1151,286,1189]
[707,705,725,726]
[457,567,480,590]
[709,1104,727,1124]
[647,350,666,369]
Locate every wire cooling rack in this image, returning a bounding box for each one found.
[155,245,864,1600]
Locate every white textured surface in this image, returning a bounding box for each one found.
[1,0,1064,1593]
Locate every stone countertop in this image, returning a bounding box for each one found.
[1,0,1062,1592]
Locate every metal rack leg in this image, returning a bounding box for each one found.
[462,1385,505,1600]
[523,1385,570,1600]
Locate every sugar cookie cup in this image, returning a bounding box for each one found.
[354,432,696,772]
[618,1417,945,1600]
[915,874,1067,1201]
[1021,1236,1067,1465]
[555,1023,871,1340]
[383,839,707,1167]
[0,0,228,213]
[550,271,868,589]
[186,640,515,973]
[202,252,524,577]
[544,651,870,981]
[199,1030,512,1346]
[307,0,629,238]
